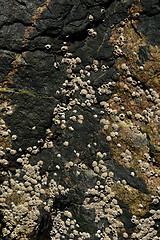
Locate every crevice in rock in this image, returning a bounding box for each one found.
[0,20,32,30]
[140,10,160,17]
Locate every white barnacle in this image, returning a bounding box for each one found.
[61,46,68,51]
[89,15,94,21]
[92,161,97,167]
[80,89,87,95]
[106,136,111,141]
[94,166,99,173]
[0,159,8,165]
[63,141,69,146]
[45,44,51,50]
[10,149,17,155]
[64,210,72,218]
[11,135,17,140]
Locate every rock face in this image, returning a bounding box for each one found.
[0,0,160,239]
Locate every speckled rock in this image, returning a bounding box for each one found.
[0,0,160,239]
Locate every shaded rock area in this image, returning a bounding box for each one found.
[0,0,160,239]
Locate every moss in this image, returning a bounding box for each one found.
[108,0,160,218]
[112,183,151,217]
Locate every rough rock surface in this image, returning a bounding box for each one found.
[0,0,160,239]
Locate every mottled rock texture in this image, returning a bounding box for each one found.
[0,0,160,239]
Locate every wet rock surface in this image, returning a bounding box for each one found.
[0,0,160,239]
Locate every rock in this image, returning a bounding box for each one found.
[0,0,160,239]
